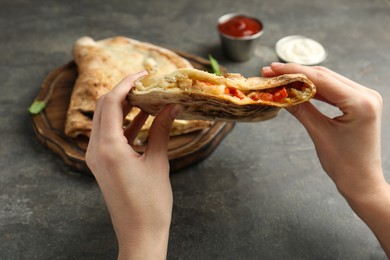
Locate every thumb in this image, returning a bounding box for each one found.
[286,101,328,140]
[145,104,183,157]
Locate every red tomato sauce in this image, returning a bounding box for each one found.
[218,15,262,38]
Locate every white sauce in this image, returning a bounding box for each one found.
[276,35,327,65]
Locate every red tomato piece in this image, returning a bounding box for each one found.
[273,87,288,101]
[225,87,245,99]
[250,92,274,101]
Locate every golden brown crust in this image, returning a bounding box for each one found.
[64,36,210,140]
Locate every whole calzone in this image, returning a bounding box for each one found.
[65,36,211,139]
[128,68,316,122]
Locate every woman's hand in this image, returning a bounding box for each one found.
[262,63,390,256]
[262,63,384,196]
[86,71,182,260]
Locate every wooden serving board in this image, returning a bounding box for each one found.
[30,51,235,175]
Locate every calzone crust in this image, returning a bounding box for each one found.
[64,36,211,140]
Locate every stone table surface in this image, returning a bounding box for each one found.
[1,0,390,259]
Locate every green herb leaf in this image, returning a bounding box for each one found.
[28,101,46,115]
[208,54,222,76]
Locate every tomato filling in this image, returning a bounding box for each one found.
[224,86,289,102]
[272,87,288,101]
[249,92,274,102]
[251,87,289,102]
[224,87,246,99]
[194,80,305,103]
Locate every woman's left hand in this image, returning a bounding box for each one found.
[86,71,182,260]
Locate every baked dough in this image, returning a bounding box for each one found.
[65,36,211,141]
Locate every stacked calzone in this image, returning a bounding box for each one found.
[128,68,316,121]
[65,36,211,142]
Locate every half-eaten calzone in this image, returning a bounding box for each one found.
[128,68,316,122]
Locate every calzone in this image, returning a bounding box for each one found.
[64,36,211,140]
[128,68,316,122]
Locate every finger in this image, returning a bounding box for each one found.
[312,92,334,105]
[111,70,148,97]
[260,66,278,77]
[122,102,133,121]
[88,95,105,150]
[120,70,148,120]
[99,71,148,141]
[311,65,366,91]
[285,101,330,141]
[144,104,182,158]
[85,95,105,171]
[262,64,339,107]
[269,63,357,111]
[124,110,150,145]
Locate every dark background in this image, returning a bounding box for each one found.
[1,0,390,259]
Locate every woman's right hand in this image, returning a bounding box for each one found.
[262,63,390,256]
[262,62,384,198]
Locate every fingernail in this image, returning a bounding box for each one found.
[170,104,183,118]
[271,62,285,68]
[261,66,271,72]
[137,70,148,77]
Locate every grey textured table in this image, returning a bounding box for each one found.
[1,0,390,259]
